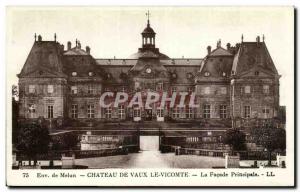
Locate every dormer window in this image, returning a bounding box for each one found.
[72,72,77,76]
[187,72,193,79]
[88,72,93,76]
[204,72,210,77]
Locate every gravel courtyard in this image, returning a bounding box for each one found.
[75,151,225,169]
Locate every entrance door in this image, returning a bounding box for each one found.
[145,109,152,121]
[140,136,159,151]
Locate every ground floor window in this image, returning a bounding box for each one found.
[133,108,141,117]
[186,107,193,119]
[220,105,227,119]
[87,104,95,118]
[157,109,164,117]
[262,107,270,119]
[47,105,53,118]
[203,104,211,118]
[118,105,125,119]
[172,107,180,118]
[71,104,78,118]
[28,104,36,118]
[244,105,251,118]
[105,107,112,119]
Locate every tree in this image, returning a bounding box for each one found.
[12,85,19,144]
[16,123,50,166]
[251,127,286,166]
[52,132,79,150]
[224,128,246,154]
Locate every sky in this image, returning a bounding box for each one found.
[6,6,294,106]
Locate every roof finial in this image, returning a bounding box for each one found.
[146,10,150,27]
[75,39,78,47]
[54,33,57,42]
[241,34,244,42]
[34,33,37,42]
[263,34,265,42]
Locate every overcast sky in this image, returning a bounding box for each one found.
[6,7,294,106]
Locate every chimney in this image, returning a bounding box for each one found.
[86,46,90,55]
[217,39,221,48]
[226,43,231,50]
[67,41,71,50]
[256,36,260,45]
[61,44,64,52]
[207,46,211,55]
[78,42,81,49]
[38,35,42,41]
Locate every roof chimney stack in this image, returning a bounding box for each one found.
[226,43,231,50]
[207,46,211,55]
[38,35,42,42]
[86,46,90,55]
[256,36,260,46]
[217,39,221,48]
[78,42,81,49]
[67,41,71,50]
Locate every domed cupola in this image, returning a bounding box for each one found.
[141,11,156,49]
[128,11,169,59]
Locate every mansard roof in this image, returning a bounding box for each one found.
[232,41,278,76]
[18,40,65,78]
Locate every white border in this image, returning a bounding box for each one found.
[1,0,299,191]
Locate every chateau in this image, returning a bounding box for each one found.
[17,15,284,147]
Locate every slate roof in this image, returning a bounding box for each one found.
[18,41,65,78]
[231,42,278,75]
[197,46,234,78]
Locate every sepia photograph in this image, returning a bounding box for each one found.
[5,6,295,187]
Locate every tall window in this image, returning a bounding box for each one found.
[88,85,95,94]
[220,87,227,94]
[71,104,78,118]
[244,86,251,94]
[171,87,177,93]
[157,109,164,117]
[105,107,112,119]
[87,105,95,118]
[29,85,35,93]
[156,83,163,91]
[188,87,194,93]
[204,87,210,94]
[47,85,54,93]
[71,86,78,94]
[121,86,126,93]
[263,85,270,94]
[28,104,36,118]
[262,107,270,119]
[220,105,227,119]
[244,106,251,118]
[203,104,211,118]
[172,107,180,118]
[186,107,193,119]
[47,105,53,118]
[118,105,125,119]
[133,108,141,117]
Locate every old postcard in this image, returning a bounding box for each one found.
[6,6,295,187]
